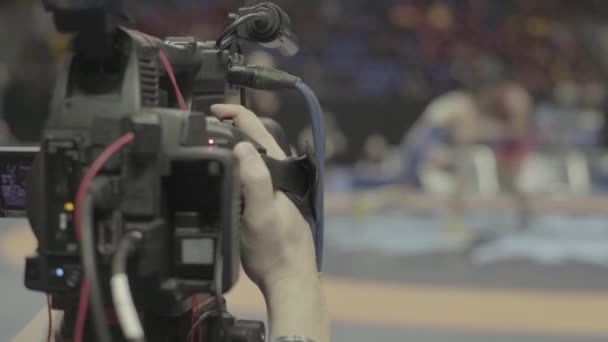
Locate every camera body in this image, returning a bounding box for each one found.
[22,27,252,314]
[9,2,315,340]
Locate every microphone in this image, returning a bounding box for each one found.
[238,2,300,56]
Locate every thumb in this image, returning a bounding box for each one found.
[234,142,276,226]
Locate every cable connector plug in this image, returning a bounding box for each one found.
[228,65,300,90]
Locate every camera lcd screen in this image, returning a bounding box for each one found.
[0,147,38,216]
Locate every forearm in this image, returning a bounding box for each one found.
[262,273,330,342]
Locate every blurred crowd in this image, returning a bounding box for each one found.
[133,1,608,103]
[275,0,606,100]
[1,0,608,195]
[277,0,608,150]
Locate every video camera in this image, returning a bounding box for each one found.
[4,1,325,341]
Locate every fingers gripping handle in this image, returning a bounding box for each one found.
[262,154,319,238]
[258,117,322,271]
[260,117,291,156]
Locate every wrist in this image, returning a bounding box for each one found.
[260,268,320,296]
[258,251,320,295]
[250,226,318,292]
[260,270,329,342]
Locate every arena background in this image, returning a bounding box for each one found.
[4,1,608,341]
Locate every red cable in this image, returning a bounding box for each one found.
[138,33,188,111]
[73,32,188,341]
[139,31,201,340]
[191,295,197,342]
[73,279,90,342]
[73,132,135,342]
[47,294,52,342]
[198,303,203,342]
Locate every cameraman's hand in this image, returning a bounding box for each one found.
[211,104,329,342]
[210,104,316,285]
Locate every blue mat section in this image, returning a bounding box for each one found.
[326,211,608,266]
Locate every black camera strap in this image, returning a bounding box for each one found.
[262,153,318,225]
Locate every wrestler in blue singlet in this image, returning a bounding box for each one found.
[400,125,453,189]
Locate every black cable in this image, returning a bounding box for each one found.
[227,65,301,91]
[218,34,239,51]
[46,294,52,342]
[214,237,229,338]
[237,42,248,106]
[215,239,225,314]
[240,83,248,107]
[80,192,113,342]
[215,13,263,49]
